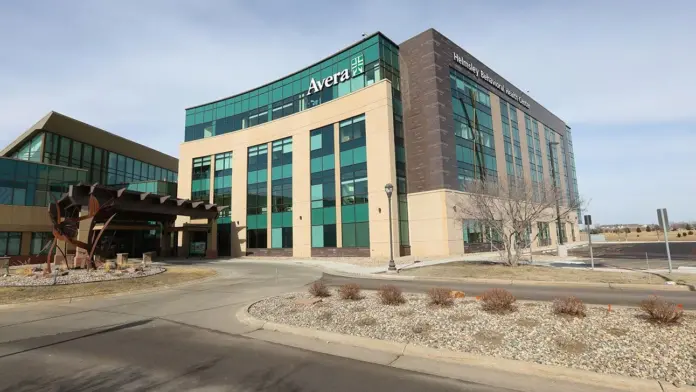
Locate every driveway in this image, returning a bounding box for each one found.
[0,262,505,392]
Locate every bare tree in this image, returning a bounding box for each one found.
[453,178,583,266]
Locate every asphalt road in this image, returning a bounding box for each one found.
[0,262,506,392]
[321,273,696,309]
[569,242,696,262]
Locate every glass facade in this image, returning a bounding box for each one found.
[0,232,21,256]
[214,152,233,221]
[214,152,233,256]
[270,138,293,249]
[310,125,337,248]
[30,232,52,255]
[339,114,369,248]
[566,126,581,222]
[191,156,211,202]
[499,99,524,187]
[246,144,268,248]
[525,115,544,201]
[537,222,551,246]
[11,133,43,162]
[126,180,177,197]
[450,68,498,189]
[37,132,177,186]
[544,126,563,200]
[185,34,400,141]
[0,157,87,207]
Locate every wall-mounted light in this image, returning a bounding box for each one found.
[378,208,382,213]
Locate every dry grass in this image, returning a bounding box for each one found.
[555,337,587,354]
[604,231,696,242]
[356,316,377,326]
[402,262,696,285]
[0,266,216,305]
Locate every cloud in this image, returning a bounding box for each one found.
[0,0,693,224]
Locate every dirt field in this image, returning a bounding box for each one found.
[401,262,696,285]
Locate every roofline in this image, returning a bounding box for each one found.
[185,31,398,110]
[1,111,178,171]
[0,155,89,172]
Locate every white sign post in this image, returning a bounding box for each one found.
[657,208,672,273]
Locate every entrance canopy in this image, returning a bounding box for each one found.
[55,183,224,222]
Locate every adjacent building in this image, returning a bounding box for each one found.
[0,111,179,263]
[177,28,581,258]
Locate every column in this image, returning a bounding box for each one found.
[206,219,218,258]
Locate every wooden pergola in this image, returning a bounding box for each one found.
[55,183,226,258]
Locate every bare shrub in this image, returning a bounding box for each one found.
[338,283,362,300]
[640,296,683,324]
[480,288,516,313]
[378,284,405,305]
[308,281,331,298]
[356,316,376,326]
[553,296,587,318]
[411,321,430,334]
[427,287,454,307]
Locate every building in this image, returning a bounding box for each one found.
[178,28,581,259]
[0,111,180,264]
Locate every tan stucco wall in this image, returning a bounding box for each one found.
[177,80,397,257]
[408,188,580,258]
[0,205,52,233]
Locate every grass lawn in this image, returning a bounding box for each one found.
[402,262,696,285]
[603,231,696,242]
[0,266,216,305]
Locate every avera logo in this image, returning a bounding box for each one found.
[351,54,364,76]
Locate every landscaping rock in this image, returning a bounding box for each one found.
[294,298,323,306]
[0,266,164,287]
[250,292,696,386]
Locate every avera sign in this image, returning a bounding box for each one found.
[307,69,351,95]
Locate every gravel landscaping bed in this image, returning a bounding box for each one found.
[0,267,165,286]
[250,291,696,386]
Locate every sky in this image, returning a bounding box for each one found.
[1,1,694,225]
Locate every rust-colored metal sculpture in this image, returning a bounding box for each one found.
[44,195,117,273]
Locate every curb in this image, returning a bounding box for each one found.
[0,267,221,309]
[238,301,687,392]
[324,270,692,291]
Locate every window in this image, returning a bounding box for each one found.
[191,156,211,202]
[31,232,52,255]
[183,35,399,142]
[310,125,337,248]
[340,115,369,248]
[247,144,268,249]
[0,232,21,256]
[271,138,293,248]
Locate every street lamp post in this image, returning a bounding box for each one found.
[548,141,564,245]
[384,183,396,271]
